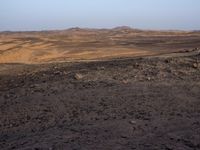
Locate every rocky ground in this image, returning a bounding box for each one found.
[0,50,200,150]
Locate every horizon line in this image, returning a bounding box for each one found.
[0,26,199,33]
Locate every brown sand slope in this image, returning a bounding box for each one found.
[0,28,200,64]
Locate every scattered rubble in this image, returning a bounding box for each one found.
[0,52,200,150]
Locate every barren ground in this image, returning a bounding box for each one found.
[0,28,200,150]
[1,28,200,64]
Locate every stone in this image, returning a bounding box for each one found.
[74,73,83,80]
[129,120,137,124]
[54,71,62,75]
[147,77,151,81]
[193,63,198,69]
[122,79,128,84]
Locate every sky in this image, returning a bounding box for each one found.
[0,0,200,31]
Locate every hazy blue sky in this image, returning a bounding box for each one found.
[0,0,200,31]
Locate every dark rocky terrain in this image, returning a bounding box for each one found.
[0,49,200,150]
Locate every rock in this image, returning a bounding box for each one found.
[165,59,170,63]
[122,79,128,84]
[184,49,190,52]
[121,135,128,139]
[74,73,83,80]
[129,120,137,124]
[30,84,39,88]
[54,71,62,75]
[53,66,58,69]
[63,71,68,75]
[147,77,151,81]
[193,63,198,69]
[97,66,105,70]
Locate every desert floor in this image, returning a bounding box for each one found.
[0,29,200,150]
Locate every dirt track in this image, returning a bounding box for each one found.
[0,50,200,150]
